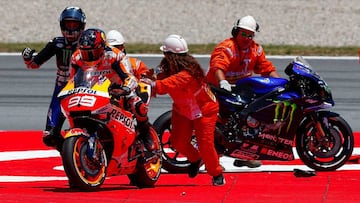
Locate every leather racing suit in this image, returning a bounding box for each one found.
[24,37,78,149]
[70,46,151,153]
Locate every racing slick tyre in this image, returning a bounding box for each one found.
[62,136,107,191]
[128,127,162,188]
[296,112,354,171]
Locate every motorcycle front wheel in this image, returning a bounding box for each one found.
[296,112,354,171]
[62,136,107,190]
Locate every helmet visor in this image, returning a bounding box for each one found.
[80,47,104,62]
[63,20,82,31]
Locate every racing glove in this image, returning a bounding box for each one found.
[219,80,232,92]
[22,47,35,62]
[22,47,40,69]
[109,83,131,99]
[124,75,138,91]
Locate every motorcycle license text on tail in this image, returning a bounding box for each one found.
[58,68,162,190]
[154,56,354,172]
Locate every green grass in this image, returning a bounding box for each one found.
[1,42,358,56]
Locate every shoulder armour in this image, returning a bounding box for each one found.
[50,37,66,49]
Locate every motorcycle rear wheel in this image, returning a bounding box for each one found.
[296,112,354,171]
[153,110,191,173]
[128,127,163,187]
[62,136,107,190]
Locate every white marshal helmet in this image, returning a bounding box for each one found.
[160,34,188,54]
[236,15,258,32]
[106,30,125,46]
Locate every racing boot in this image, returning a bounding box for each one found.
[212,174,226,186]
[43,126,64,152]
[233,159,262,168]
[188,159,202,178]
[138,121,155,151]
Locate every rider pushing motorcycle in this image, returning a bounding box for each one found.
[69,28,154,153]
[21,7,86,151]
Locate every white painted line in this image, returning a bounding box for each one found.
[216,156,360,172]
[0,176,68,182]
[0,150,59,161]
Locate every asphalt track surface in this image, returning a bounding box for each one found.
[0,54,360,131]
[1,55,360,202]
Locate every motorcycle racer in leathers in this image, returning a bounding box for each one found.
[21,7,86,150]
[70,28,154,152]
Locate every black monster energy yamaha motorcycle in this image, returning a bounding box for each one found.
[153,56,354,173]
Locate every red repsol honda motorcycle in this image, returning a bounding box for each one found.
[153,56,354,173]
[58,68,162,190]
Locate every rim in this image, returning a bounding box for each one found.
[143,129,163,179]
[73,137,106,185]
[301,122,349,167]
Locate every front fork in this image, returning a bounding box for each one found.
[87,132,98,160]
[308,112,331,149]
[63,128,99,161]
[311,112,330,136]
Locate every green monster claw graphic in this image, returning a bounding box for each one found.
[62,49,73,65]
[273,100,297,134]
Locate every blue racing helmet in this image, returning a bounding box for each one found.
[59,6,86,42]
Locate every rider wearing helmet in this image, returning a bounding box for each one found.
[70,28,154,152]
[21,6,86,150]
[206,15,280,168]
[77,28,108,67]
[60,6,87,43]
[144,34,225,186]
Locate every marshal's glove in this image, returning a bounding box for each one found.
[140,77,154,87]
[22,47,35,62]
[219,79,232,92]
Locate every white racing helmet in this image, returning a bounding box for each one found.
[160,34,188,54]
[106,30,125,46]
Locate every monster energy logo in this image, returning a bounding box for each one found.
[273,100,297,133]
[62,49,73,65]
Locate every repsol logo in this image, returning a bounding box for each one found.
[68,87,97,95]
[110,109,134,129]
